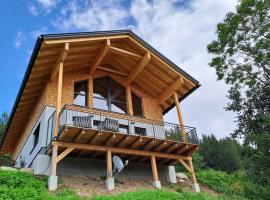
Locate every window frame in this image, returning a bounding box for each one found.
[93,77,127,114]
[74,79,88,107]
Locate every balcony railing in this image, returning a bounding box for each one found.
[57,104,199,145]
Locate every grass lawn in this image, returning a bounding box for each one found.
[0,169,268,200]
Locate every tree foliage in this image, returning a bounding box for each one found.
[0,112,8,142]
[199,135,242,173]
[207,0,270,184]
[207,0,270,140]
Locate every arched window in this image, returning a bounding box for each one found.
[93,77,127,114]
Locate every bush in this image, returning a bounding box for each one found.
[196,169,270,200]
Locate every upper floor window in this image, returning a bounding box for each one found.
[93,77,127,114]
[74,80,88,107]
[132,93,143,117]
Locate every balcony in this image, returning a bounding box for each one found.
[47,104,199,164]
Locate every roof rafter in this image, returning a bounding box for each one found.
[109,46,142,59]
[125,52,151,85]
[50,43,69,80]
[89,39,110,75]
[157,77,184,104]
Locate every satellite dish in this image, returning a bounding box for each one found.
[112,155,129,178]
[113,156,124,172]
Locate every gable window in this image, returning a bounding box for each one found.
[74,80,88,107]
[93,77,127,114]
[30,123,40,154]
[132,93,143,117]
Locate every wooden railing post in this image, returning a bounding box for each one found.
[173,92,186,142]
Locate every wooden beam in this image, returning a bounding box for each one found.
[56,147,74,163]
[54,61,64,137]
[44,35,128,44]
[178,159,191,173]
[126,85,133,116]
[52,140,189,160]
[97,66,127,76]
[88,75,93,108]
[150,156,159,181]
[50,43,69,81]
[105,134,116,146]
[107,150,113,177]
[173,92,186,142]
[73,129,85,142]
[131,137,142,148]
[117,136,130,147]
[126,52,151,85]
[109,46,142,59]
[158,77,183,104]
[90,39,110,75]
[188,157,197,183]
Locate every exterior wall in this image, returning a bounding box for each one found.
[45,68,164,122]
[31,155,168,181]
[13,87,48,161]
[14,106,55,167]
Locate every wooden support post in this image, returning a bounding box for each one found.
[126,85,133,116]
[173,92,186,142]
[107,150,113,177]
[151,156,158,181]
[187,157,197,184]
[150,155,161,188]
[51,145,58,176]
[88,75,93,108]
[54,61,64,137]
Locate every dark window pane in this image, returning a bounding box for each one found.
[74,80,88,107]
[132,93,143,116]
[33,124,40,147]
[110,79,126,102]
[94,77,109,99]
[111,101,127,114]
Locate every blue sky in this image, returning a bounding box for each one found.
[0,0,238,138]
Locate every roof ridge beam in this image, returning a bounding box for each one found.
[158,77,184,104]
[90,39,110,75]
[50,43,69,81]
[125,52,151,85]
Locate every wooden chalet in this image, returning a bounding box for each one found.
[0,30,200,192]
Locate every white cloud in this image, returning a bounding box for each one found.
[28,4,38,16]
[52,0,129,31]
[37,0,56,9]
[51,0,238,138]
[14,32,24,49]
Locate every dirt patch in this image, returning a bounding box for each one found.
[61,175,220,198]
[61,176,154,198]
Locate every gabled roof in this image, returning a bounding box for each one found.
[0,30,200,154]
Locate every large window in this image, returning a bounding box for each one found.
[132,93,143,117]
[93,77,127,114]
[74,80,88,107]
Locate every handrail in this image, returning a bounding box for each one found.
[57,104,199,145]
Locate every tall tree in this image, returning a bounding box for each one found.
[207,0,270,184]
[199,135,242,173]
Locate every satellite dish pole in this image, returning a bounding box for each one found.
[112,155,129,178]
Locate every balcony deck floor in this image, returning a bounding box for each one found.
[52,125,198,165]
